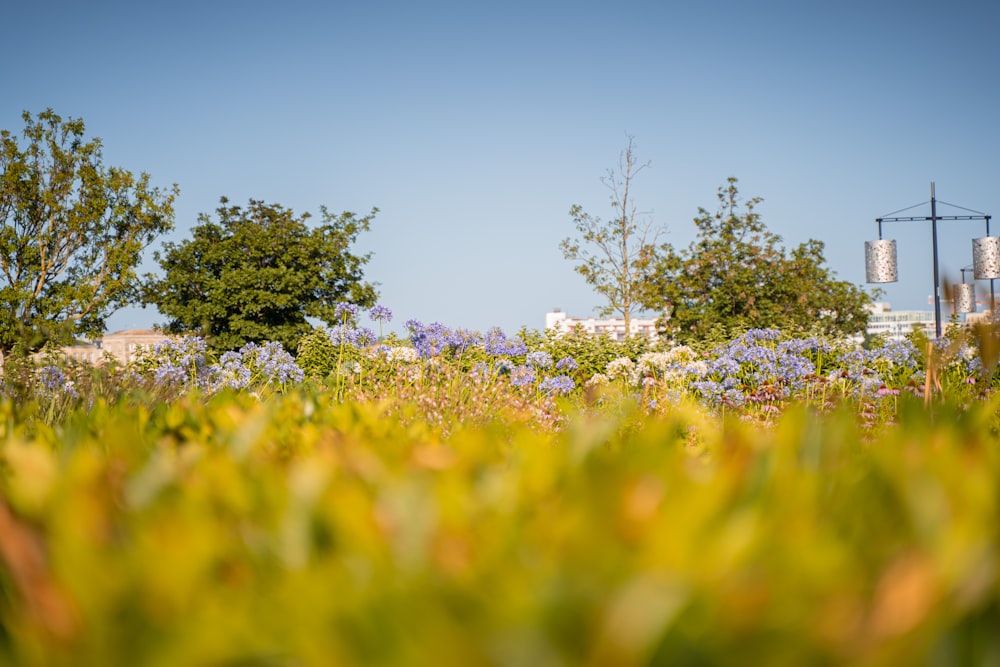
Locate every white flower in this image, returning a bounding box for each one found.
[606,357,635,380]
[586,373,610,387]
[382,346,419,363]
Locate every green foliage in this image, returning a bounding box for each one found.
[0,109,179,354]
[643,178,872,343]
[146,198,378,353]
[296,327,340,380]
[561,136,663,334]
[521,326,656,379]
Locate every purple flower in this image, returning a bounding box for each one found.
[407,321,451,357]
[494,359,513,375]
[483,327,527,357]
[152,336,209,374]
[355,327,378,347]
[526,351,554,370]
[510,365,536,387]
[240,341,305,385]
[37,365,67,393]
[334,302,359,323]
[205,352,252,391]
[36,365,78,399]
[329,325,361,347]
[369,305,393,323]
[406,320,482,358]
[539,374,575,395]
[448,328,483,354]
[154,363,187,387]
[555,357,579,372]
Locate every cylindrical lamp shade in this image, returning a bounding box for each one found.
[955,282,976,314]
[973,236,1000,279]
[865,239,898,283]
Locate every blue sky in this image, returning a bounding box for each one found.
[4,0,999,336]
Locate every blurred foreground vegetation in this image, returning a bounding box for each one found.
[2,381,1000,666]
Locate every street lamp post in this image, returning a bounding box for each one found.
[865,182,993,339]
[956,266,976,315]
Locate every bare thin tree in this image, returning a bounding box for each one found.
[561,135,663,337]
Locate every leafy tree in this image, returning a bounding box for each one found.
[561,136,663,337]
[146,198,378,352]
[641,178,871,342]
[0,109,178,355]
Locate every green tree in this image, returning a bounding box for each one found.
[561,136,663,337]
[146,198,378,352]
[0,109,178,355]
[642,178,871,342]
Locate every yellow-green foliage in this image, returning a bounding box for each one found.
[1,391,999,666]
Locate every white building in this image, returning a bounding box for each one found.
[545,309,660,342]
[547,303,983,345]
[864,302,939,341]
[51,330,173,366]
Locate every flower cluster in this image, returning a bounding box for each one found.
[334,302,359,324]
[526,351,553,370]
[539,374,575,395]
[369,305,393,323]
[483,327,528,357]
[329,324,378,348]
[406,320,483,358]
[555,357,579,372]
[42,314,995,422]
[606,357,636,381]
[510,365,537,388]
[142,336,210,388]
[377,346,420,364]
[35,365,78,400]
[133,337,303,395]
[225,341,304,390]
[835,338,920,396]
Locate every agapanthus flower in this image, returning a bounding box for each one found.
[555,357,579,372]
[483,327,527,357]
[539,374,575,395]
[606,357,635,380]
[35,365,79,399]
[526,351,554,370]
[334,302,359,323]
[154,363,188,387]
[448,328,483,354]
[510,364,536,387]
[585,373,609,387]
[204,352,252,391]
[379,346,419,363]
[354,327,378,348]
[494,359,514,375]
[240,341,304,386]
[329,324,362,347]
[470,362,490,381]
[37,365,68,393]
[407,321,482,358]
[152,336,209,374]
[369,304,393,322]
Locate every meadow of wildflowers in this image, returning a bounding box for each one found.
[2,307,1000,665]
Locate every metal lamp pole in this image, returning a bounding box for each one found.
[869,182,992,339]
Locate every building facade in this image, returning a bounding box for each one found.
[863,303,937,341]
[545,310,660,342]
[58,329,172,366]
[547,304,972,344]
